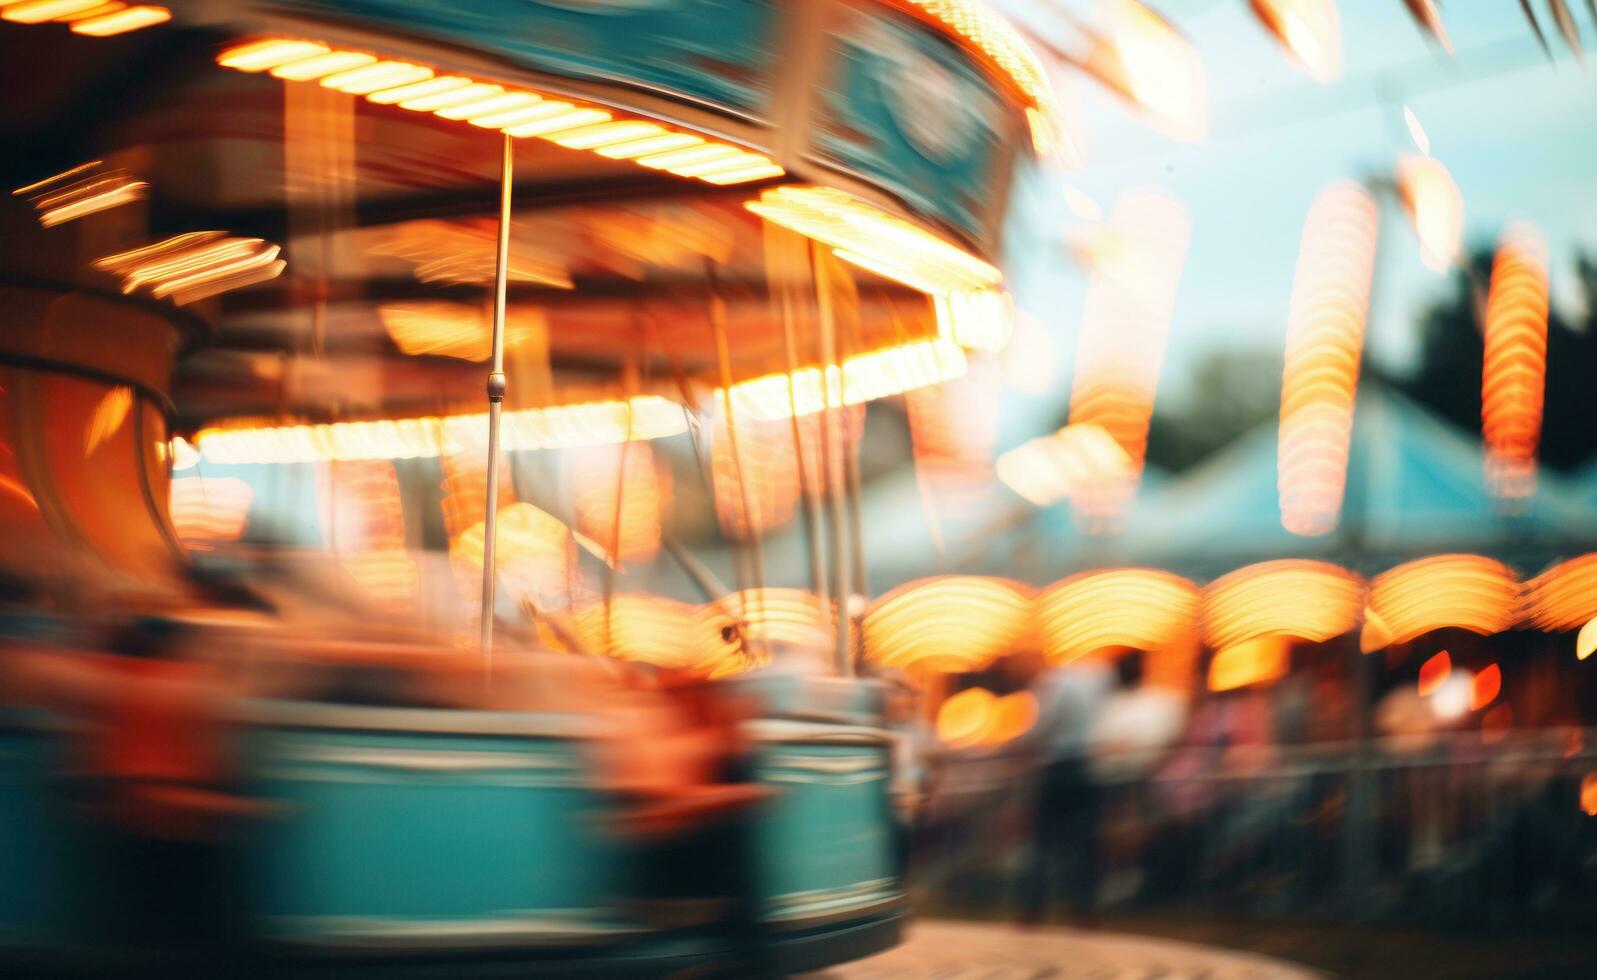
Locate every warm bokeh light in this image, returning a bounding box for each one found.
[1579,616,1597,661]
[996,423,1133,508]
[1582,773,1597,817]
[1368,555,1520,644]
[575,594,729,671]
[194,396,688,465]
[1429,667,1472,720]
[1208,634,1290,692]
[168,476,252,544]
[1034,568,1199,664]
[1102,0,1210,141]
[440,443,515,542]
[452,502,577,608]
[1480,222,1550,500]
[865,576,1033,672]
[570,442,668,565]
[319,460,416,610]
[987,691,1040,744]
[1065,188,1189,522]
[1201,560,1364,649]
[1416,650,1452,697]
[699,588,829,661]
[216,38,783,185]
[934,688,1037,748]
[710,404,861,541]
[94,231,285,305]
[1250,0,1342,82]
[1277,182,1379,537]
[1469,662,1501,711]
[936,687,998,747]
[1396,152,1463,273]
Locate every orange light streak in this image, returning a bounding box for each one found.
[1481,222,1550,500]
[193,396,687,465]
[1368,554,1520,644]
[1525,554,1597,632]
[864,576,1033,672]
[1034,568,1199,663]
[2,0,102,22]
[1277,181,1378,536]
[13,162,146,227]
[1201,560,1364,649]
[94,231,285,305]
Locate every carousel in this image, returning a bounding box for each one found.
[0,0,1053,973]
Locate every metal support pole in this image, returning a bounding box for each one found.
[812,243,852,676]
[479,134,513,668]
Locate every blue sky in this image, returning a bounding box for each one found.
[995,1,1597,441]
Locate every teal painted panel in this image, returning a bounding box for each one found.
[814,7,1015,245]
[248,728,622,929]
[0,731,47,946]
[0,726,66,949]
[752,743,894,906]
[274,0,780,115]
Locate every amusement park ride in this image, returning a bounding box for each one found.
[0,0,1049,973]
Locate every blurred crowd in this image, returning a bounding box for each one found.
[906,644,1597,928]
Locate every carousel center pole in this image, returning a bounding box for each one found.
[479,133,513,670]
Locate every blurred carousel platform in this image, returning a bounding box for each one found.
[802,919,1319,980]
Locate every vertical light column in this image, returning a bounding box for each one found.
[1277,182,1378,537]
[1481,222,1550,501]
[1065,187,1189,526]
